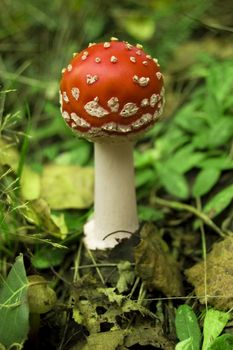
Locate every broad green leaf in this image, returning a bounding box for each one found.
[174,103,206,133]
[192,131,211,149]
[138,205,164,222]
[50,212,68,240]
[202,309,230,350]
[175,338,193,350]
[175,304,201,350]
[206,62,233,108]
[32,247,66,269]
[154,128,188,158]
[192,168,220,197]
[55,141,91,166]
[207,118,233,148]
[63,211,88,234]
[41,164,94,209]
[0,255,29,348]
[198,157,233,170]
[203,183,233,218]
[136,168,156,188]
[208,334,233,350]
[156,164,189,199]
[166,146,205,174]
[134,149,159,168]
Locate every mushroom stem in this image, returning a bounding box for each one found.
[84,141,139,249]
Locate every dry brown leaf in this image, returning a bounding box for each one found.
[186,236,233,310]
[134,224,183,296]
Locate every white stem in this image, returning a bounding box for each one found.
[84,141,139,250]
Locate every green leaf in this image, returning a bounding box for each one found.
[63,211,87,234]
[198,156,233,170]
[203,183,233,218]
[202,309,230,350]
[207,118,233,148]
[208,334,233,350]
[20,199,68,238]
[32,247,66,269]
[138,205,164,222]
[175,338,193,350]
[175,304,201,350]
[166,146,205,174]
[156,164,189,199]
[134,149,159,168]
[192,168,220,197]
[0,255,29,348]
[55,141,91,166]
[154,127,188,158]
[136,168,156,188]
[174,103,206,134]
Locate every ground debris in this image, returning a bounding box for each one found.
[134,224,183,296]
[186,236,233,310]
[71,274,175,349]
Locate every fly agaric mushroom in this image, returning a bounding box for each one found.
[59,38,165,250]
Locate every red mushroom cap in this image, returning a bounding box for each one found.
[59,39,165,141]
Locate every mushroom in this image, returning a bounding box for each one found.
[59,38,165,250]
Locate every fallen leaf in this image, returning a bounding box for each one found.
[186,236,233,310]
[73,275,156,334]
[41,164,94,209]
[0,139,19,171]
[134,223,183,296]
[124,325,175,349]
[20,166,41,201]
[116,261,135,293]
[20,198,68,238]
[70,330,124,350]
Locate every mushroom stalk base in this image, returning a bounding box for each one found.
[84,141,139,250]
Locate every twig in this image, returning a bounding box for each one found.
[73,240,83,282]
[196,197,208,311]
[85,245,105,286]
[151,196,226,237]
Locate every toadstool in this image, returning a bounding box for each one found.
[59,38,165,250]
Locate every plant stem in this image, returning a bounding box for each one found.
[151,196,225,237]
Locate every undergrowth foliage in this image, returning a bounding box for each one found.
[0,0,233,349]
